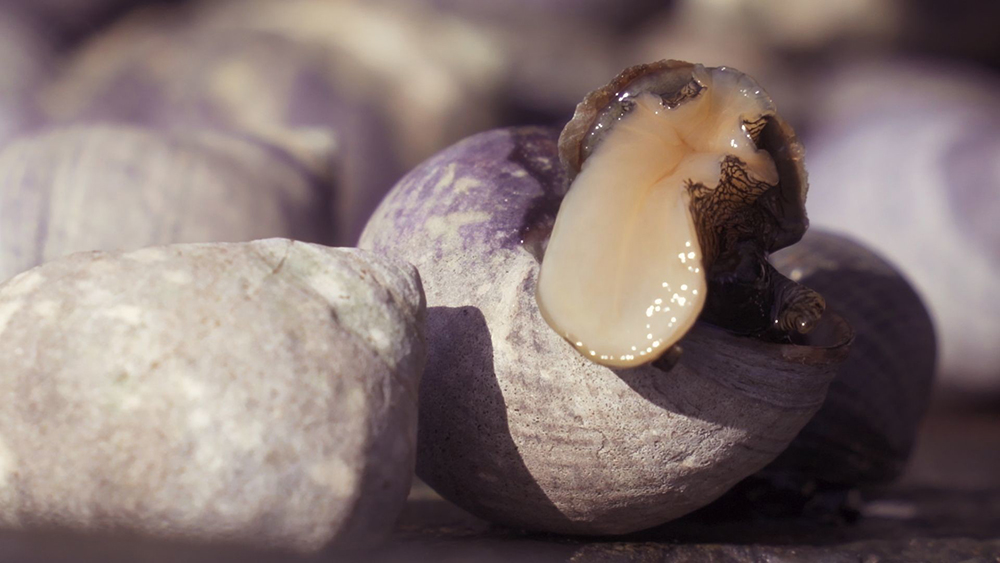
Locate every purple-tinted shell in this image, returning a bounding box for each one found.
[0,5,54,147]
[364,127,567,257]
[766,231,936,486]
[360,127,850,534]
[39,17,396,245]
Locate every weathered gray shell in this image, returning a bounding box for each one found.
[37,10,393,245]
[0,126,331,283]
[765,230,936,486]
[360,126,852,535]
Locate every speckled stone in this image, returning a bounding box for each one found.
[0,125,332,283]
[0,239,426,553]
[360,126,851,535]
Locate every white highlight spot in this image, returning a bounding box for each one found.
[0,301,24,336]
[3,270,45,298]
[163,270,194,285]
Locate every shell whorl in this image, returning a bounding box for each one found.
[764,230,937,486]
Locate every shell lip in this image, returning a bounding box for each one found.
[557,59,695,179]
[688,311,854,366]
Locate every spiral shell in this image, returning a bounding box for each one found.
[360,126,852,534]
[764,230,936,486]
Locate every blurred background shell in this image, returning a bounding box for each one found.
[802,60,1000,400]
[409,0,668,31]
[0,125,331,281]
[0,0,156,44]
[37,4,394,245]
[187,0,508,170]
[0,5,54,146]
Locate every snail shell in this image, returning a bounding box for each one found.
[360,125,852,534]
[763,229,936,486]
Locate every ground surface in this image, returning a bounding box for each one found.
[2,406,998,563]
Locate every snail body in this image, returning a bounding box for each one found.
[540,60,820,368]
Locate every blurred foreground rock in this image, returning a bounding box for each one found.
[1,408,997,562]
[0,239,426,553]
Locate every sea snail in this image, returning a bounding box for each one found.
[538,60,824,368]
[360,60,852,534]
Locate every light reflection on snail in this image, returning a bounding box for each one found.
[538,60,824,369]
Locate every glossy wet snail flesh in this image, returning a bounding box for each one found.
[537,60,823,367]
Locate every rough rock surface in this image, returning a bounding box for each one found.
[0,126,332,283]
[0,239,426,553]
[360,126,850,535]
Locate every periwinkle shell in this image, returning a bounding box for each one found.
[38,10,392,245]
[0,126,331,282]
[765,230,936,486]
[360,126,852,534]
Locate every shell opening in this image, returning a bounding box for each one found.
[537,65,785,368]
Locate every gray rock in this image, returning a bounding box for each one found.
[0,126,333,283]
[0,239,426,553]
